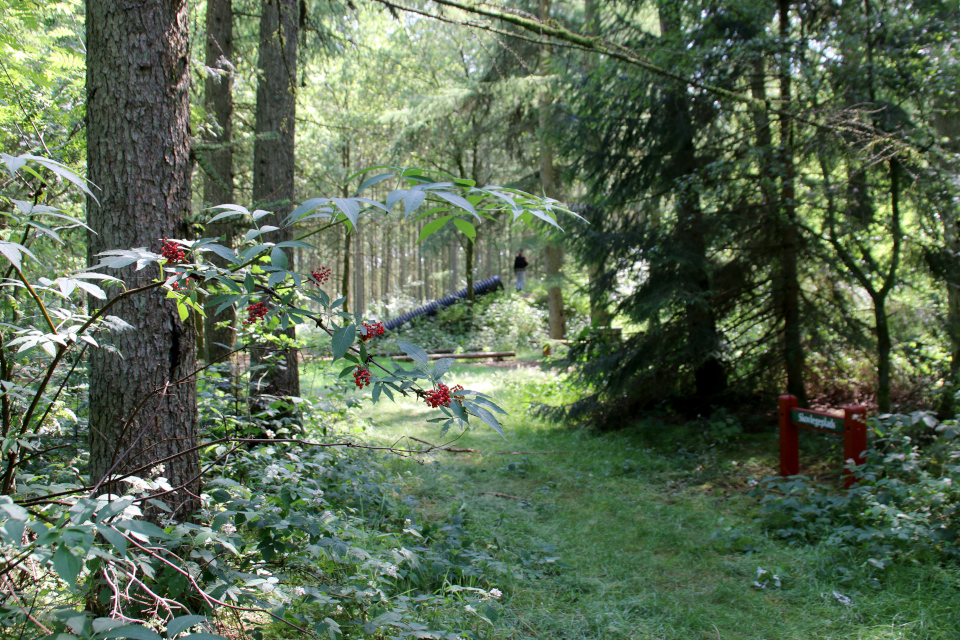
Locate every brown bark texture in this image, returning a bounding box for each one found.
[202,0,237,366]
[251,0,300,403]
[539,0,566,340]
[778,0,807,404]
[86,0,199,518]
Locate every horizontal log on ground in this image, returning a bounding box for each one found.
[391,351,516,362]
[380,348,455,356]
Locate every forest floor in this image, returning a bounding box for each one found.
[337,360,960,640]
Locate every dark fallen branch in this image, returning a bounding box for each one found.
[480,492,534,502]
[408,436,563,455]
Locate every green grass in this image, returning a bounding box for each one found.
[330,361,960,640]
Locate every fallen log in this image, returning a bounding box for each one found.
[391,351,516,362]
[408,437,562,455]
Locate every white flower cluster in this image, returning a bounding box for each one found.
[489,588,502,599]
[264,464,282,480]
[294,586,306,596]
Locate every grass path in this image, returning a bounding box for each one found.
[346,362,960,640]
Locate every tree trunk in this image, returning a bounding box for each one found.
[778,0,807,404]
[355,226,365,317]
[465,237,475,305]
[341,225,351,314]
[250,0,300,405]
[202,0,236,366]
[86,0,199,518]
[451,242,459,293]
[539,0,566,339]
[933,97,960,415]
[658,0,726,400]
[417,223,424,301]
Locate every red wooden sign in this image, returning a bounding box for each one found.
[778,395,867,488]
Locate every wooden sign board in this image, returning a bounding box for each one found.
[779,395,867,488]
[790,409,844,434]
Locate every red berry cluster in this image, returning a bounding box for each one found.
[160,238,186,263]
[425,383,465,408]
[170,276,195,292]
[310,266,332,286]
[244,302,269,325]
[360,321,385,342]
[425,383,451,408]
[354,366,371,388]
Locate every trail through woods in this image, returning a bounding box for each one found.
[350,362,960,639]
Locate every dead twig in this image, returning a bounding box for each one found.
[480,492,535,503]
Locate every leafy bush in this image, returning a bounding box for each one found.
[386,291,548,353]
[755,411,960,575]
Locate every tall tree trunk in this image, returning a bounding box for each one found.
[875,158,902,413]
[251,0,300,405]
[86,0,199,518]
[451,242,459,293]
[380,227,393,302]
[355,227,365,317]
[202,0,236,366]
[658,0,726,400]
[933,98,960,415]
[539,0,566,339]
[465,237,475,305]
[583,0,609,328]
[778,0,807,404]
[417,222,424,301]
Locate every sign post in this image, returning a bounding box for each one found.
[778,395,867,488]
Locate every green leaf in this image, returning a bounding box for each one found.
[115,519,171,540]
[418,216,453,243]
[96,524,128,558]
[452,218,476,240]
[403,190,427,216]
[433,358,455,378]
[53,544,81,588]
[95,625,162,640]
[201,244,237,264]
[332,324,356,361]
[353,172,394,195]
[396,341,429,367]
[432,190,477,217]
[332,198,360,228]
[166,615,207,638]
[472,405,506,440]
[269,246,288,269]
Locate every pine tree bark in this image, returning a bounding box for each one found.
[202,0,236,366]
[778,0,807,404]
[539,0,566,339]
[86,0,199,518]
[251,0,300,405]
[658,0,726,400]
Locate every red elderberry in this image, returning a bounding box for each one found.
[353,366,371,388]
[310,266,332,286]
[244,301,269,325]
[424,383,452,408]
[160,238,186,264]
[170,276,195,292]
[360,321,385,342]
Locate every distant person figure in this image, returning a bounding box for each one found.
[514,249,528,291]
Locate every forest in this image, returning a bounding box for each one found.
[1,0,960,637]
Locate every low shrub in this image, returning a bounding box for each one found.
[755,411,960,573]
